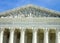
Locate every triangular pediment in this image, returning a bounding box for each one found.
[0,4,60,18]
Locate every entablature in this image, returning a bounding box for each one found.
[0,17,60,26]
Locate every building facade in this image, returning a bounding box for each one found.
[0,5,60,43]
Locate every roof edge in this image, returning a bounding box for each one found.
[0,4,60,16]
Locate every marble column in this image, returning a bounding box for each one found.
[44,28,49,43]
[0,28,4,43]
[32,28,38,43]
[56,29,60,43]
[9,29,15,43]
[20,29,25,43]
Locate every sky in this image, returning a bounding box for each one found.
[0,0,60,12]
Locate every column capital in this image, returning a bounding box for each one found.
[56,29,60,32]
[32,28,38,32]
[44,28,49,32]
[9,27,15,32]
[20,27,26,31]
[0,28,5,32]
[20,29,26,32]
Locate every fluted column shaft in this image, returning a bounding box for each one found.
[32,29,38,43]
[56,29,60,43]
[20,29,25,43]
[44,28,49,43]
[9,29,15,43]
[0,29,4,43]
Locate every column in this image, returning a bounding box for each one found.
[32,28,38,43]
[9,29,15,43]
[56,29,60,43]
[20,29,25,43]
[0,28,4,43]
[44,28,49,43]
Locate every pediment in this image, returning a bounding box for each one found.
[0,4,60,18]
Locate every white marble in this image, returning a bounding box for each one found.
[0,29,4,43]
[44,28,49,43]
[56,30,60,43]
[32,28,38,43]
[20,29,25,43]
[9,29,15,43]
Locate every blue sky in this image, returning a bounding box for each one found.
[0,0,60,12]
